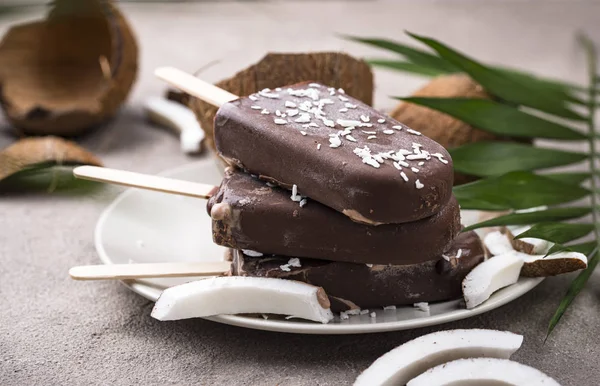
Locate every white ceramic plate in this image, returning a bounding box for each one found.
[95,158,543,334]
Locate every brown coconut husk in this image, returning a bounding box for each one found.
[0,0,138,136]
[521,256,587,277]
[189,52,373,152]
[0,136,102,181]
[390,74,530,185]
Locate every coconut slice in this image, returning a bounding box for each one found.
[0,136,102,181]
[481,232,588,277]
[353,329,523,386]
[462,253,523,309]
[518,251,587,277]
[144,97,205,154]
[0,1,138,136]
[505,225,552,255]
[151,276,333,324]
[484,230,515,256]
[407,357,560,386]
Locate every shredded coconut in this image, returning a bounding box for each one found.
[329,135,342,148]
[242,249,263,257]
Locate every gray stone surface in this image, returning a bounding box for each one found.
[1,1,600,385]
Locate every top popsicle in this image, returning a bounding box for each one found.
[214,82,453,225]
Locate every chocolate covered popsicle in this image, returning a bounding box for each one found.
[230,230,485,312]
[208,169,461,265]
[214,82,453,225]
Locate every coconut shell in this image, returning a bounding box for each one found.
[189,52,373,152]
[0,136,102,181]
[0,0,138,136]
[390,74,530,185]
[521,257,587,277]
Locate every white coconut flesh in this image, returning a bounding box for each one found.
[462,253,524,309]
[144,97,205,153]
[484,231,514,256]
[407,357,561,386]
[353,329,523,386]
[151,276,333,324]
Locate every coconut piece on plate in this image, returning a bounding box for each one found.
[482,234,588,277]
[518,251,587,277]
[504,225,552,255]
[151,276,333,324]
[353,329,523,386]
[407,357,560,386]
[462,253,523,309]
[484,230,514,256]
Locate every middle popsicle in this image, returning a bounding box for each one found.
[213,82,454,225]
[208,169,461,265]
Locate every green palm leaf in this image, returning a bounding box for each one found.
[542,172,591,185]
[462,207,592,231]
[343,36,457,72]
[450,142,588,177]
[396,98,587,140]
[515,223,595,244]
[366,59,450,77]
[546,33,600,338]
[453,171,590,210]
[407,32,586,120]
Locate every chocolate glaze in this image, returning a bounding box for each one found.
[231,230,485,312]
[208,169,461,265]
[214,82,453,225]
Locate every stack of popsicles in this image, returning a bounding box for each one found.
[207,82,485,312]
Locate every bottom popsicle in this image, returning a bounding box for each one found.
[231,230,484,312]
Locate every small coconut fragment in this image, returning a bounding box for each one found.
[354,329,523,386]
[462,253,523,309]
[189,52,373,152]
[519,251,587,277]
[504,225,552,255]
[0,1,138,136]
[144,97,205,154]
[0,136,102,181]
[151,276,333,324]
[407,358,560,386]
[483,230,515,256]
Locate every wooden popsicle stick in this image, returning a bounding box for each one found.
[154,66,238,107]
[73,165,216,199]
[69,261,231,281]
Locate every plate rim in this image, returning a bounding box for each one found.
[94,160,544,335]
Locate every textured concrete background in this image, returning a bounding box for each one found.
[1,1,600,385]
